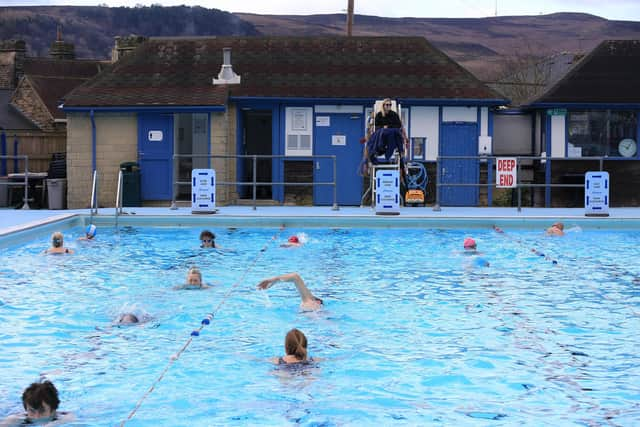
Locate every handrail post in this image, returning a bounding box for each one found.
[332,155,339,210]
[432,156,441,211]
[115,169,123,215]
[170,154,178,210]
[21,155,30,210]
[252,155,257,210]
[517,156,522,212]
[89,170,98,215]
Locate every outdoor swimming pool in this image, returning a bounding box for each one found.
[0,221,639,425]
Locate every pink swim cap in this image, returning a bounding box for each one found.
[463,237,477,249]
[288,236,299,243]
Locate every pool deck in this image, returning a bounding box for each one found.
[2,205,640,236]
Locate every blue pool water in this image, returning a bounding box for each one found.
[0,224,639,425]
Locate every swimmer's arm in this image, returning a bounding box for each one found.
[257,272,317,303]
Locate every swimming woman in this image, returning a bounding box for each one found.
[45,232,74,254]
[257,272,322,311]
[272,328,315,365]
[174,266,211,289]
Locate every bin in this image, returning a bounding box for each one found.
[120,161,141,207]
[47,178,67,210]
[0,177,7,207]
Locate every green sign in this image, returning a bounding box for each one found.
[547,108,567,116]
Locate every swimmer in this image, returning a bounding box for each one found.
[257,272,322,311]
[116,313,139,324]
[280,235,302,248]
[462,237,489,267]
[272,328,316,365]
[174,266,211,289]
[546,222,565,236]
[199,230,222,249]
[0,380,74,426]
[45,232,74,254]
[78,224,97,241]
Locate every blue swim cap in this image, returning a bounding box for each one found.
[86,224,97,238]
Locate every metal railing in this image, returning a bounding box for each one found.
[89,170,98,222]
[433,154,608,211]
[169,154,339,211]
[0,154,31,209]
[115,169,124,229]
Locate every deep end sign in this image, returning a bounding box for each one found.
[496,157,517,188]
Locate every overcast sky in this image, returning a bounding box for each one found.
[4,0,640,21]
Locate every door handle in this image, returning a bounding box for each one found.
[441,167,446,176]
[316,161,320,170]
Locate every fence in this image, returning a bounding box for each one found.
[434,155,609,211]
[170,154,339,210]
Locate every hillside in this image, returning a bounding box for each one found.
[2,6,640,79]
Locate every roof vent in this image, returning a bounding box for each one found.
[213,47,240,85]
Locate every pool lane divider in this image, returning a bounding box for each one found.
[493,225,639,317]
[492,225,559,265]
[120,227,285,426]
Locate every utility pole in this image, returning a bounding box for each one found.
[347,0,354,36]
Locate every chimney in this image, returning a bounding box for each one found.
[0,39,26,89]
[111,35,147,63]
[346,0,354,36]
[213,47,241,85]
[50,25,75,60]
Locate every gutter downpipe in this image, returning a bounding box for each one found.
[90,110,97,173]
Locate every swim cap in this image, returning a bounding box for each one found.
[463,237,476,249]
[86,224,97,238]
[288,236,299,243]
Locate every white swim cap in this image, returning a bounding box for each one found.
[86,224,97,237]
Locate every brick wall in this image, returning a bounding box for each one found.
[210,106,237,205]
[0,40,25,89]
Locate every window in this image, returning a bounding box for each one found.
[285,107,313,156]
[567,110,637,157]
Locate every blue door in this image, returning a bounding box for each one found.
[313,113,363,205]
[138,114,174,200]
[439,123,479,206]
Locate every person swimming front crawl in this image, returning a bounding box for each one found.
[257,272,322,311]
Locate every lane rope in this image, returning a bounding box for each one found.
[120,227,284,426]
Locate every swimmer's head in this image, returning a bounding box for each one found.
[118,313,139,324]
[51,232,63,248]
[552,222,564,230]
[288,236,300,244]
[86,224,97,239]
[199,230,215,248]
[22,380,59,419]
[186,267,203,286]
[463,237,477,250]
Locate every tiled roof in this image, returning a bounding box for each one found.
[19,58,107,120]
[532,40,640,105]
[63,36,505,107]
[0,89,38,130]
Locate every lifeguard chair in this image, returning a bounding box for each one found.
[359,100,407,212]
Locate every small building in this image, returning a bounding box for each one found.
[62,36,507,208]
[529,40,640,207]
[0,33,106,181]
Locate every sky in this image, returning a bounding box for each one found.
[4,0,640,21]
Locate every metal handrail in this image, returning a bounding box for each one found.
[0,154,30,209]
[433,154,608,211]
[169,153,339,211]
[89,170,98,223]
[115,169,123,228]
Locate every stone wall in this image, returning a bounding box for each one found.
[0,40,25,89]
[11,77,54,131]
[66,112,137,208]
[210,105,237,205]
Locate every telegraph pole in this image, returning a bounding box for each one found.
[347,0,354,36]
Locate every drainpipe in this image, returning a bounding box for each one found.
[1,130,6,176]
[90,109,96,173]
[13,135,18,173]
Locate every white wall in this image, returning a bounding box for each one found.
[410,106,439,161]
[442,106,477,123]
[551,115,566,157]
[480,107,488,136]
